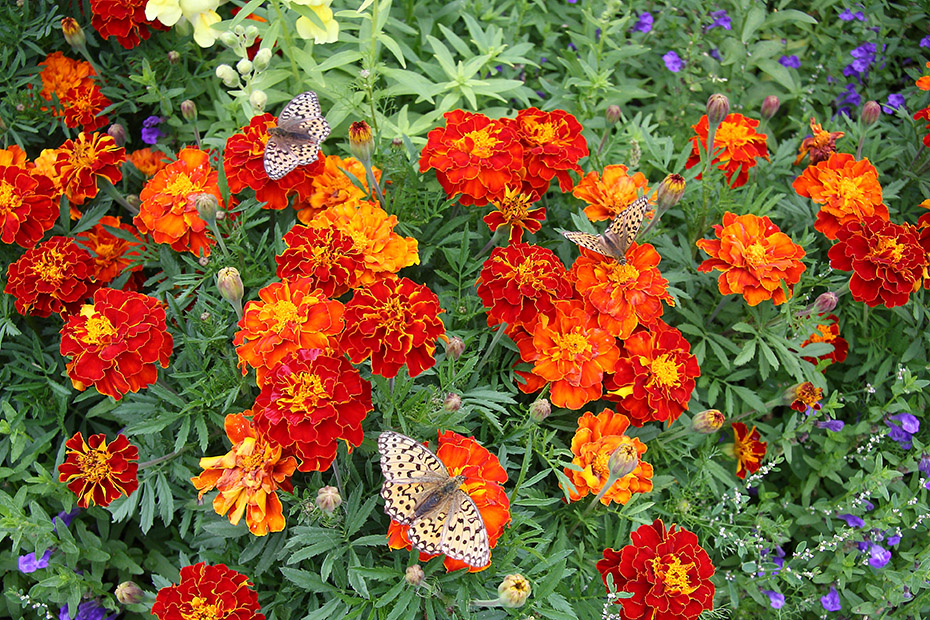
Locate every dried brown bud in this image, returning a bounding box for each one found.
[814,291,839,313]
[167,50,181,64]
[405,564,426,586]
[444,335,465,360]
[443,393,462,412]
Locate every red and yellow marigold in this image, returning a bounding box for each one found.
[572,164,650,222]
[54,131,125,206]
[512,107,588,194]
[57,432,139,508]
[294,153,381,222]
[90,0,167,49]
[686,113,769,188]
[789,382,823,413]
[482,186,546,243]
[61,83,111,131]
[127,147,170,177]
[276,223,364,297]
[0,165,59,249]
[801,314,848,365]
[730,422,767,479]
[4,236,98,317]
[75,215,143,285]
[794,117,845,166]
[38,51,96,104]
[151,562,265,620]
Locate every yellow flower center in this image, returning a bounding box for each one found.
[871,235,904,264]
[69,140,94,170]
[30,247,66,284]
[81,312,117,346]
[94,241,118,259]
[499,191,532,222]
[282,371,327,410]
[454,127,501,159]
[796,383,821,406]
[268,299,300,332]
[184,596,222,620]
[591,450,610,478]
[609,262,640,284]
[165,172,198,200]
[524,119,557,145]
[835,176,865,203]
[0,180,21,213]
[650,554,698,595]
[814,323,835,343]
[648,353,680,388]
[553,331,591,357]
[742,242,767,268]
[77,446,112,483]
[715,121,753,152]
[380,296,409,330]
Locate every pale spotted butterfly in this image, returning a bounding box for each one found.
[561,194,650,264]
[263,91,331,180]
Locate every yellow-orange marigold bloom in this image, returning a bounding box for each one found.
[151,562,265,620]
[697,212,806,306]
[0,164,59,249]
[513,107,588,194]
[794,118,845,166]
[54,131,125,206]
[293,154,382,223]
[685,113,769,188]
[0,144,29,167]
[731,422,766,479]
[801,313,848,365]
[39,51,96,103]
[792,152,887,241]
[191,412,297,536]
[135,147,223,256]
[572,164,651,222]
[276,223,365,297]
[57,432,139,508]
[789,381,823,413]
[75,215,143,284]
[563,408,653,506]
[918,61,930,91]
[233,277,345,387]
[127,147,170,176]
[482,186,546,243]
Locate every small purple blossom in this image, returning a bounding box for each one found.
[838,514,864,527]
[839,9,866,21]
[868,544,891,568]
[887,534,901,546]
[540,57,548,63]
[919,454,930,476]
[709,48,721,61]
[779,55,801,68]
[761,590,785,609]
[18,549,52,573]
[921,36,930,49]
[886,413,919,449]
[632,11,653,33]
[59,601,118,620]
[821,586,842,612]
[884,93,905,112]
[706,10,731,31]
[861,499,874,511]
[141,116,163,145]
[891,413,919,433]
[848,42,877,75]
[816,419,845,432]
[53,508,80,532]
[663,51,683,73]
[835,83,861,118]
[595,28,601,41]
[567,43,577,52]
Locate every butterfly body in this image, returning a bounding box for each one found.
[562,195,650,264]
[263,91,331,181]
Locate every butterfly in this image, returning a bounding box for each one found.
[263,91,331,181]
[561,194,650,264]
[377,431,490,568]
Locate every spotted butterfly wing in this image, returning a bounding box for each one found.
[562,195,650,263]
[560,231,615,258]
[264,91,332,180]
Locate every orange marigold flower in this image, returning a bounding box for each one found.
[563,408,653,505]
[794,117,845,166]
[252,349,372,472]
[33,148,64,193]
[151,562,265,620]
[572,164,651,222]
[730,422,766,479]
[685,113,769,188]
[60,288,173,400]
[135,147,223,256]
[75,215,143,284]
[827,216,926,308]
[792,153,887,240]
[606,321,700,427]
[276,223,364,297]
[190,413,297,537]
[597,519,715,620]
[57,432,139,508]
[801,313,848,365]
[789,381,823,413]
[61,83,111,131]
[570,242,674,339]
[54,131,125,206]
[476,242,573,330]
[419,110,524,206]
[0,144,29,167]
[515,299,620,410]
[308,199,419,286]
[90,0,167,49]
[39,51,96,103]
[293,153,380,221]
[233,277,345,387]
[513,107,588,194]
[482,186,546,243]
[696,212,806,306]
[224,114,322,210]
[914,107,930,149]
[0,165,59,249]
[387,430,510,572]
[127,147,170,176]
[341,275,446,378]
[4,236,97,317]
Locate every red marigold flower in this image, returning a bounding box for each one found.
[419,110,524,206]
[224,114,322,210]
[387,430,510,572]
[293,153,380,221]
[696,212,806,306]
[57,432,139,508]
[54,131,125,206]
[597,519,715,620]
[794,117,845,166]
[90,0,167,49]
[563,408,653,505]
[513,107,588,193]
[918,62,930,91]
[4,236,97,317]
[482,186,546,243]
[233,277,345,387]
[572,164,651,222]
[39,51,96,104]
[135,147,223,256]
[75,215,143,284]
[730,422,766,479]
[685,113,769,188]
[476,242,573,330]
[151,562,266,620]
[789,381,823,412]
[341,275,446,378]
[61,83,111,131]
[276,223,364,296]
[607,321,700,427]
[252,349,371,472]
[801,314,848,364]
[190,413,297,537]
[0,165,59,249]
[127,147,170,176]
[570,242,674,339]
[827,216,926,308]
[792,153,888,240]
[913,107,930,149]
[60,288,173,400]
[515,299,620,410]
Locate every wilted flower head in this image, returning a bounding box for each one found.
[316,486,342,515]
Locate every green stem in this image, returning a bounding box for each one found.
[367,0,381,133]
[474,321,508,376]
[269,0,302,90]
[508,426,536,504]
[364,160,386,206]
[139,446,189,470]
[208,220,231,261]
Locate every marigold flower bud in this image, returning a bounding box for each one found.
[253,48,273,72]
[216,267,244,309]
[607,442,639,479]
[529,398,550,422]
[405,564,426,586]
[444,335,465,360]
[115,581,144,605]
[814,291,839,313]
[497,574,531,608]
[691,409,725,434]
[200,311,210,321]
[861,100,881,126]
[61,18,85,48]
[125,194,141,213]
[706,93,730,125]
[606,104,622,124]
[167,50,181,64]
[761,95,780,120]
[198,256,210,267]
[443,393,462,412]
[236,58,254,76]
[676,498,691,514]
[107,123,126,147]
[391,137,404,149]
[656,173,686,211]
[316,485,342,514]
[249,90,268,111]
[215,64,238,87]
[628,138,641,168]
[348,121,374,164]
[180,99,197,121]
[191,193,218,223]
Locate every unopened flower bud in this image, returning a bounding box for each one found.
[814,291,839,314]
[217,267,244,315]
[233,24,245,36]
[253,48,273,72]
[215,64,238,87]
[107,123,126,147]
[861,101,881,126]
[125,194,141,213]
[443,393,462,412]
[348,120,374,164]
[676,498,691,514]
[167,50,181,64]
[391,137,404,149]
[200,311,210,321]
[529,399,550,422]
[606,104,622,124]
[656,173,686,211]
[180,99,197,121]
[115,581,144,605]
[691,409,725,434]
[497,574,531,608]
[61,17,85,48]
[405,564,425,586]
[191,192,218,223]
[236,58,254,76]
[706,93,730,125]
[761,95,780,120]
[218,32,238,48]
[249,89,268,111]
[244,25,259,46]
[198,256,210,267]
[316,485,342,515]
[445,336,465,360]
[607,441,639,479]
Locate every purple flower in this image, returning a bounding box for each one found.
[868,544,891,568]
[779,55,801,68]
[839,9,866,21]
[709,48,721,61]
[761,590,785,609]
[816,420,845,432]
[595,28,601,41]
[706,9,731,31]
[886,414,919,449]
[141,116,163,145]
[861,499,874,511]
[919,454,930,476]
[632,11,653,33]
[921,36,930,48]
[887,534,901,546]
[883,93,905,112]
[838,514,864,527]
[540,57,548,63]
[821,586,842,611]
[18,549,52,573]
[835,83,861,117]
[59,601,118,620]
[663,51,683,73]
[53,508,80,533]
[891,413,919,434]
[567,43,577,51]
[848,42,877,74]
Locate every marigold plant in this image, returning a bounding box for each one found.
[127,147,170,177]
[151,562,265,620]
[4,235,98,317]
[794,117,845,165]
[790,382,823,413]
[572,164,650,222]
[57,432,139,508]
[482,186,546,243]
[38,51,96,104]
[294,153,381,222]
[61,83,111,131]
[730,422,767,479]
[801,314,848,365]
[90,0,167,49]
[0,164,59,249]
[75,215,143,285]
[512,107,587,194]
[686,113,769,188]
[54,131,125,206]
[276,223,364,296]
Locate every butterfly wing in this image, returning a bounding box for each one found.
[378,431,450,482]
[264,91,331,180]
[406,492,457,558]
[277,91,323,128]
[380,480,445,525]
[562,230,619,260]
[439,490,490,567]
[609,195,650,253]
[263,134,299,181]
